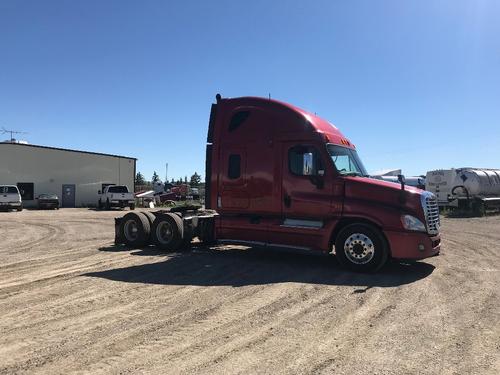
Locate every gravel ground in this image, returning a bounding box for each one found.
[0,208,498,374]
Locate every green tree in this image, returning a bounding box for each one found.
[190,172,201,186]
[152,171,160,183]
[135,172,146,185]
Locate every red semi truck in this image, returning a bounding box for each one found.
[115,95,441,272]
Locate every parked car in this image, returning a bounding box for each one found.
[0,185,23,211]
[37,194,60,209]
[98,185,135,210]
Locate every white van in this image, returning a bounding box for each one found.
[0,185,23,211]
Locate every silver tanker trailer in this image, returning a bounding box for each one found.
[426,168,500,214]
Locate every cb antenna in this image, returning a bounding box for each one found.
[1,127,28,142]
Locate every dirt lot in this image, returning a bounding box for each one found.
[0,209,498,374]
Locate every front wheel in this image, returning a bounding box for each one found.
[334,223,388,272]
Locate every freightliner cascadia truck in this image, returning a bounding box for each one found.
[114,95,441,272]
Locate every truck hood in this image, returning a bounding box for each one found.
[343,176,424,218]
[360,177,421,194]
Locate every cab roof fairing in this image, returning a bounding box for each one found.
[219,96,356,149]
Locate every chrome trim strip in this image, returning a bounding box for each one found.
[267,243,312,251]
[218,239,266,247]
[281,218,323,229]
[218,239,311,252]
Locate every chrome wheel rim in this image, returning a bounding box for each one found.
[344,233,375,264]
[156,221,174,244]
[124,220,139,241]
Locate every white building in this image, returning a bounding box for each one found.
[0,142,136,207]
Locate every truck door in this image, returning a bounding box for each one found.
[282,143,333,218]
[217,148,268,243]
[267,142,342,250]
[219,148,249,209]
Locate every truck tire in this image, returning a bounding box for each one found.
[17,206,23,212]
[119,212,151,248]
[334,223,388,273]
[141,211,156,226]
[151,213,184,252]
[129,204,135,210]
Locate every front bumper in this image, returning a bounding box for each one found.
[0,202,22,208]
[384,230,441,260]
[110,200,134,207]
[39,202,59,208]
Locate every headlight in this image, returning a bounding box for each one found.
[401,215,427,232]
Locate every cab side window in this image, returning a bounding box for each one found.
[289,146,324,176]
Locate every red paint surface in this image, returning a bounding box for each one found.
[208,96,440,260]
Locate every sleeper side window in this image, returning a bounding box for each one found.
[228,154,241,179]
[228,111,250,132]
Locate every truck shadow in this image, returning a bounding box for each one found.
[87,245,435,288]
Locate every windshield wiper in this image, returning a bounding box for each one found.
[341,172,362,177]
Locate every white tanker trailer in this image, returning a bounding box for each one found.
[426,168,500,214]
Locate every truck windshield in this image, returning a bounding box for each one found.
[109,186,129,193]
[327,144,368,177]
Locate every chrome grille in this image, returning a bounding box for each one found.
[421,191,440,235]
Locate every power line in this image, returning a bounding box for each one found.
[1,127,28,142]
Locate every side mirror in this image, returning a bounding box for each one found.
[397,174,406,190]
[302,152,314,176]
[98,190,101,195]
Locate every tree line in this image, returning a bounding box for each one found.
[135,171,202,186]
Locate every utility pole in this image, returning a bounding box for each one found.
[165,163,168,182]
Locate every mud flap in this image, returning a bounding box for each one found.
[114,217,124,245]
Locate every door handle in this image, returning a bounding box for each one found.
[284,193,291,208]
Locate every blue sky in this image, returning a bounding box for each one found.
[1,0,499,180]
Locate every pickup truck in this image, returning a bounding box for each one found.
[0,185,23,211]
[98,185,135,210]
